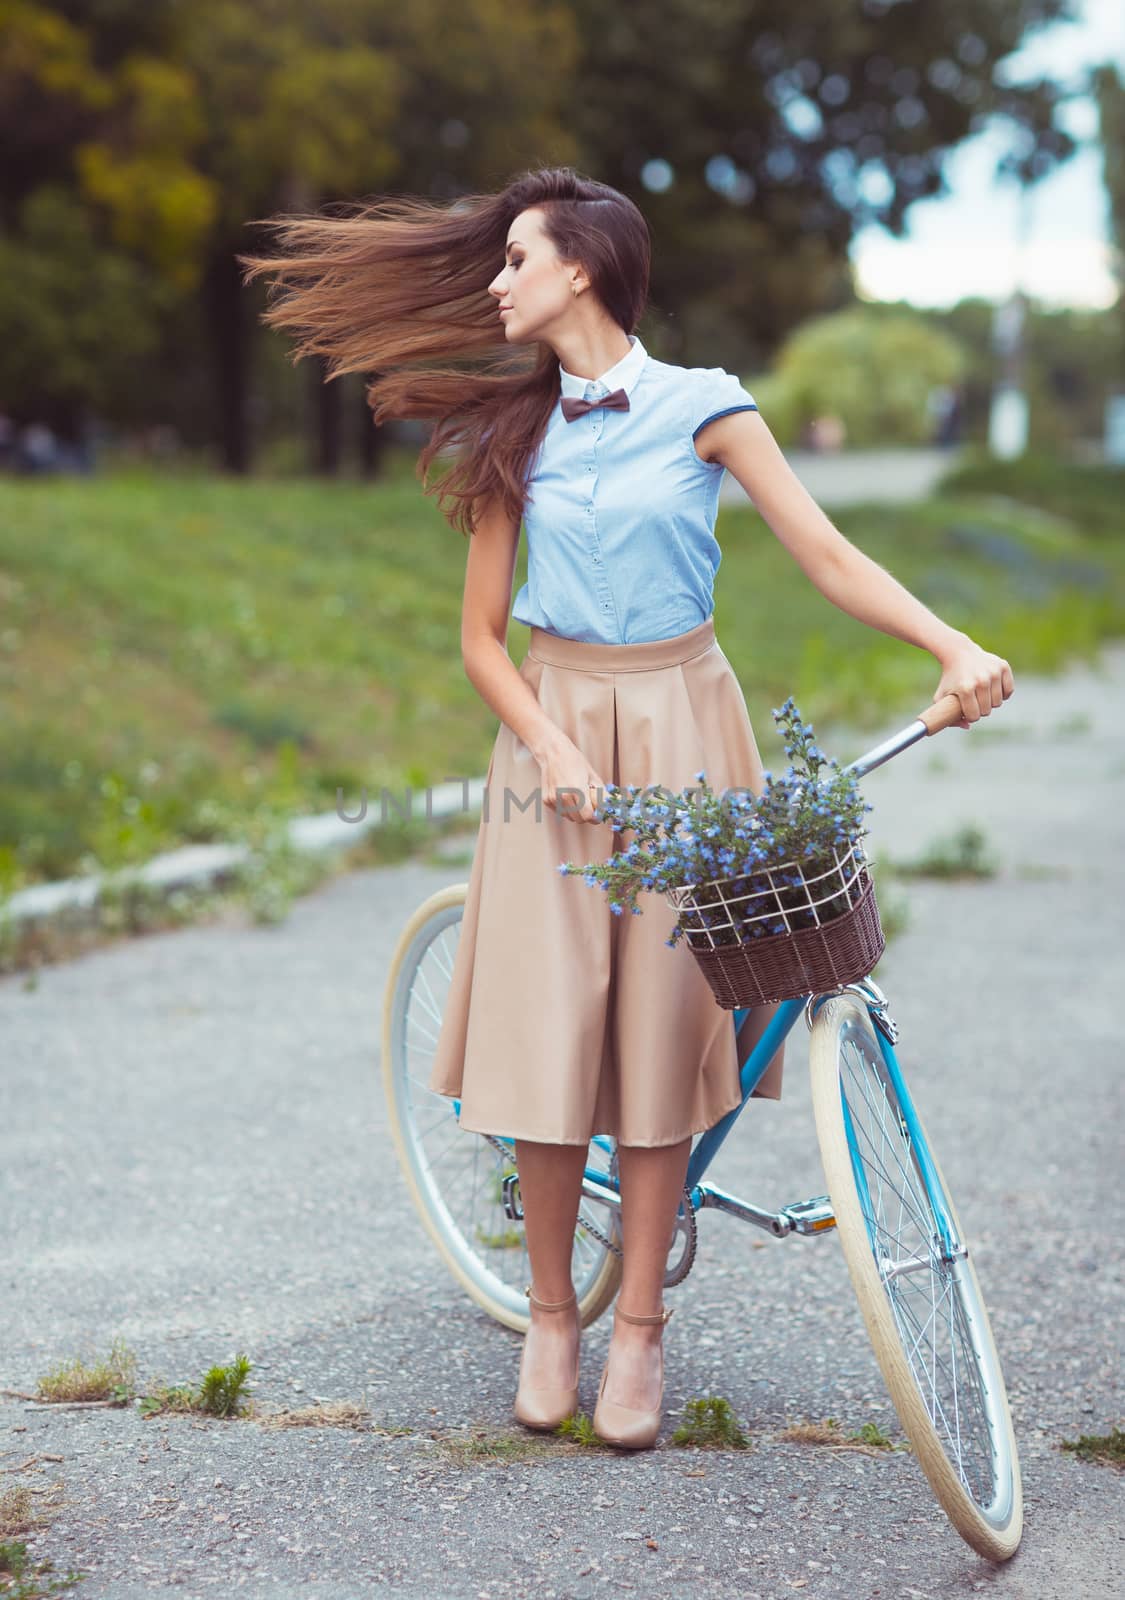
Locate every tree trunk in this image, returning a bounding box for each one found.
[205,246,250,474]
[311,358,341,474]
[358,381,389,479]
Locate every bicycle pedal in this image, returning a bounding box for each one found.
[779,1196,837,1234]
[501,1172,524,1222]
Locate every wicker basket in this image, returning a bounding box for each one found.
[664,840,885,1008]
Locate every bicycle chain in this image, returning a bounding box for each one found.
[483,1132,695,1276]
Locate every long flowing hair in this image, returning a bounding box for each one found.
[237,165,651,535]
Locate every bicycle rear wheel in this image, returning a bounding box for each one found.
[809,992,1022,1561]
[381,883,623,1332]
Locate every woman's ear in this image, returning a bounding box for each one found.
[567,261,591,297]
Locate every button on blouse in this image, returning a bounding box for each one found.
[510,334,759,644]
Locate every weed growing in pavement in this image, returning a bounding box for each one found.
[0,1538,83,1598]
[1059,1426,1125,1470]
[35,1339,136,1405]
[431,1427,554,1465]
[776,1416,908,1454]
[0,1489,37,1542]
[555,1411,603,1447]
[891,822,997,880]
[137,1354,254,1419]
[671,1396,751,1450]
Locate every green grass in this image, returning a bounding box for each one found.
[890,822,998,880]
[671,1394,751,1449]
[35,1338,137,1405]
[0,1538,83,1598]
[1059,1425,1125,1470]
[1,453,1121,897]
[936,450,1124,541]
[431,1426,554,1464]
[33,1343,255,1419]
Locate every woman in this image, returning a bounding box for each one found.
[240,164,1013,1452]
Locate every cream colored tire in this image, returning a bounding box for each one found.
[809,992,1022,1561]
[381,882,623,1333]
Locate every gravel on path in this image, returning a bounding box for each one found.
[3,647,1123,1600]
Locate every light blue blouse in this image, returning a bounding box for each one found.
[510,333,758,644]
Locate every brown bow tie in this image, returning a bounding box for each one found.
[560,387,630,422]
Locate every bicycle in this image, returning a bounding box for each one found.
[381,689,1022,1562]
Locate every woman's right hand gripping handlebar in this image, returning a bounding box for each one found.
[535,730,609,825]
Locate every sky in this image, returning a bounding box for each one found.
[850,0,1124,309]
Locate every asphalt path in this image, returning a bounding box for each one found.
[719,447,962,508]
[2,646,1123,1599]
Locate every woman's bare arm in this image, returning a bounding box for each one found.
[695,409,1014,725]
[459,498,607,821]
[459,499,564,761]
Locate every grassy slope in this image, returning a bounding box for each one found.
[0,453,1121,890]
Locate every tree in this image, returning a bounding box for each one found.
[0,0,1085,466]
[564,0,1081,369]
[1092,63,1125,371]
[748,306,967,445]
[0,0,578,468]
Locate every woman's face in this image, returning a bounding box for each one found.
[488,207,582,343]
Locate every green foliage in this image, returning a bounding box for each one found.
[671,1394,751,1449]
[137,1354,253,1418]
[0,461,1121,914]
[1092,65,1125,364]
[555,1410,602,1447]
[849,1420,897,1449]
[197,1354,253,1418]
[893,823,997,880]
[434,1428,550,1464]
[36,1338,137,1404]
[0,186,172,418]
[136,1384,198,1418]
[1059,1425,1125,1469]
[0,1,1087,452]
[0,1539,83,1599]
[749,308,967,448]
[936,453,1125,540]
[566,2,1076,369]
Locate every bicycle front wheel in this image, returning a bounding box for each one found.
[381,883,623,1333]
[809,992,1022,1562]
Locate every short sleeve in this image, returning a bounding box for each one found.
[689,367,759,441]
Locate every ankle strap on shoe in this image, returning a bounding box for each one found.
[615,1304,674,1325]
[525,1285,578,1312]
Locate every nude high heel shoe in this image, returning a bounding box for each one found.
[513,1285,581,1431]
[592,1303,674,1450]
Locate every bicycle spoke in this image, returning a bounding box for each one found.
[832,1015,1002,1514]
[387,902,619,1312]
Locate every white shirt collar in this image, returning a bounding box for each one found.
[558,334,647,401]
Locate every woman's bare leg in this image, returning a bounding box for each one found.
[601,1135,692,1409]
[513,1138,587,1386]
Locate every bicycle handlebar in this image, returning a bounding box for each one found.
[917,693,966,735]
[847,692,982,779]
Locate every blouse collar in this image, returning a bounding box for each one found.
[558,334,647,400]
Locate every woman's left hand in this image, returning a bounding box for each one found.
[934,633,1014,729]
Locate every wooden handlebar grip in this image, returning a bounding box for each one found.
[918,693,966,735]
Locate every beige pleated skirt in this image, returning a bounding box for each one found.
[426,614,786,1147]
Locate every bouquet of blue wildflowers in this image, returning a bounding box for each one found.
[558,697,874,954]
